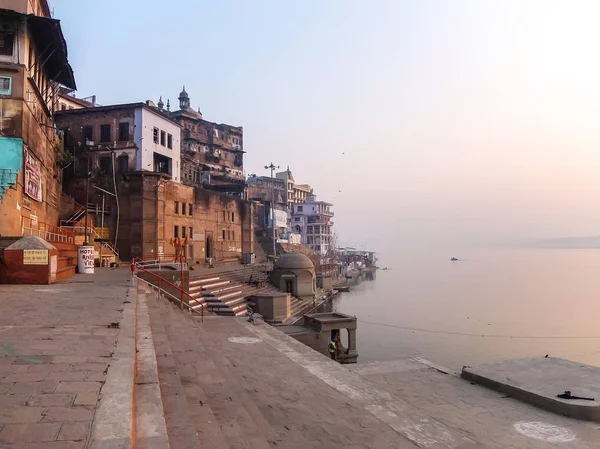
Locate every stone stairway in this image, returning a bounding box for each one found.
[51,241,78,281]
[187,264,274,317]
[188,273,277,316]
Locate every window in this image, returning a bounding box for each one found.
[189,227,193,239]
[167,133,173,149]
[227,230,231,240]
[297,206,303,212]
[100,124,111,143]
[83,126,93,143]
[307,236,313,244]
[181,203,186,215]
[222,229,226,240]
[0,32,14,56]
[188,204,193,216]
[99,157,112,174]
[160,130,166,146]
[61,104,66,111]
[307,226,313,234]
[153,127,159,143]
[294,217,300,222]
[118,122,129,141]
[117,155,129,173]
[222,211,226,221]
[232,231,235,240]
[182,226,187,239]
[0,76,11,96]
[174,225,179,238]
[174,201,179,214]
[231,212,234,222]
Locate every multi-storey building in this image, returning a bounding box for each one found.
[55,101,182,189]
[0,0,76,237]
[275,167,312,206]
[164,87,245,196]
[291,194,334,257]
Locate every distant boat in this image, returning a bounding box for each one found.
[336,286,350,292]
[451,257,458,261]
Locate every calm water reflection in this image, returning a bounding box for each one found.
[333,249,600,370]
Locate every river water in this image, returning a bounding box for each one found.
[333,248,600,370]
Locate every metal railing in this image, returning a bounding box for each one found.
[60,225,119,258]
[21,216,75,244]
[133,261,204,322]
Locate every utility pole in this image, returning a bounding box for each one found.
[264,162,279,259]
[83,146,90,246]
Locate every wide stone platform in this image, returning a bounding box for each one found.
[462,357,600,422]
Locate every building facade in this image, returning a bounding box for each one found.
[291,194,334,257]
[0,1,76,237]
[55,101,182,196]
[275,167,312,206]
[164,87,245,196]
[55,87,96,111]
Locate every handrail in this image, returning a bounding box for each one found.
[133,261,204,322]
[21,216,75,244]
[61,225,119,257]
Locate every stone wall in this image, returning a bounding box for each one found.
[77,172,255,263]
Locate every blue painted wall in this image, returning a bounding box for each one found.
[0,137,22,201]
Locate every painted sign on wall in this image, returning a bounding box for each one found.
[23,249,49,265]
[24,146,42,202]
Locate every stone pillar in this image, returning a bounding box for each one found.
[347,328,358,354]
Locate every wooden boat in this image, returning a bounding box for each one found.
[336,286,350,292]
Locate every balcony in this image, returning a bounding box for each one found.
[307,215,334,224]
[210,136,233,150]
[183,129,209,144]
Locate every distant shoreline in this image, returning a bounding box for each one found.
[524,236,600,249]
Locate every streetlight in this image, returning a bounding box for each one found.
[93,185,116,267]
[265,162,279,259]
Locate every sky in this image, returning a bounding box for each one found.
[51,0,600,253]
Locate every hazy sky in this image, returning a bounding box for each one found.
[52,0,600,252]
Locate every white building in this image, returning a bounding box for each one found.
[134,104,182,182]
[56,101,182,183]
[291,194,334,257]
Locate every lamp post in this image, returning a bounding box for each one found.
[83,146,91,245]
[93,185,116,267]
[265,162,279,259]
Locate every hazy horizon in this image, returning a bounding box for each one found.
[52,0,600,253]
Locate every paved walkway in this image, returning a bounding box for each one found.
[350,359,600,448]
[147,285,419,448]
[0,269,131,448]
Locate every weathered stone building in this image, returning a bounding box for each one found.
[105,172,254,263]
[163,87,245,196]
[0,0,76,237]
[54,98,257,263]
[55,101,183,194]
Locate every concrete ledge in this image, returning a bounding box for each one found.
[461,357,600,422]
[89,282,136,449]
[135,288,170,448]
